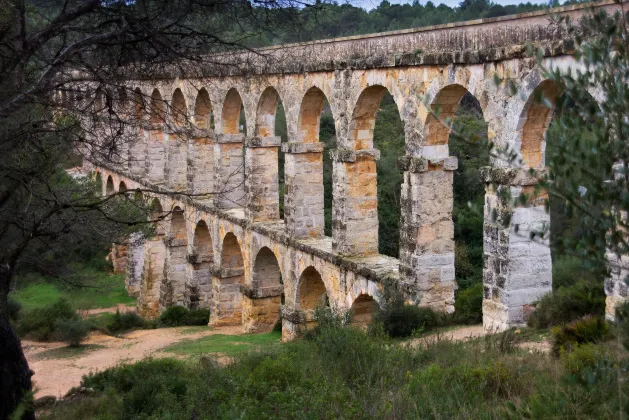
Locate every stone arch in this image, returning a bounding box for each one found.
[297,86,330,143]
[150,198,166,236]
[105,175,114,195]
[150,88,166,125]
[170,206,187,242]
[255,86,283,137]
[193,220,214,264]
[349,85,393,150]
[424,83,469,148]
[171,88,187,127]
[221,88,245,135]
[296,266,327,311]
[118,181,127,193]
[133,88,145,121]
[221,232,244,272]
[350,294,379,326]
[517,79,563,168]
[194,88,213,129]
[252,246,281,289]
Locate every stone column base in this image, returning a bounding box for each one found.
[209,275,243,326]
[242,295,281,333]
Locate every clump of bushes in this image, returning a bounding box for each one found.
[560,343,609,376]
[158,306,210,327]
[453,282,483,324]
[528,279,605,329]
[106,310,147,334]
[54,318,91,347]
[372,285,443,338]
[551,315,610,356]
[16,298,79,341]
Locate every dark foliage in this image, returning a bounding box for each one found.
[158,306,210,327]
[551,315,610,356]
[54,319,90,347]
[16,298,78,341]
[106,310,147,334]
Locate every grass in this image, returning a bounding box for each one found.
[164,331,282,356]
[33,344,105,361]
[179,326,212,335]
[11,271,135,311]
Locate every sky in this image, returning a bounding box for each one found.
[351,0,549,9]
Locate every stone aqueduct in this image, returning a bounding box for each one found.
[85,1,627,340]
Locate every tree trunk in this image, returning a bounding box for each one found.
[0,264,34,420]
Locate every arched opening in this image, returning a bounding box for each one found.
[171,88,187,128]
[170,206,187,242]
[189,220,213,309]
[150,89,166,125]
[254,87,288,220]
[221,232,244,273]
[295,87,336,236]
[150,198,166,236]
[221,88,246,135]
[133,88,145,121]
[346,85,403,257]
[193,220,213,264]
[253,247,281,289]
[519,80,563,169]
[194,88,213,130]
[350,294,379,327]
[105,176,115,195]
[297,266,327,312]
[118,181,127,193]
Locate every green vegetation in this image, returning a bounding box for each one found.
[11,271,134,312]
[551,315,610,356]
[157,306,210,327]
[16,298,79,342]
[106,311,147,334]
[165,331,282,357]
[42,319,629,419]
[53,318,91,347]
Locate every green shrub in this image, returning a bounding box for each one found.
[528,280,605,329]
[54,318,91,347]
[560,343,609,376]
[615,301,629,351]
[551,315,610,356]
[158,306,210,327]
[8,296,22,322]
[454,282,483,324]
[552,256,598,289]
[17,298,78,341]
[375,303,440,338]
[106,310,147,334]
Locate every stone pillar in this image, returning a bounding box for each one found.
[605,252,629,321]
[125,233,145,298]
[245,136,281,222]
[282,142,325,239]
[146,127,167,185]
[241,285,283,333]
[187,129,214,203]
[214,134,245,209]
[159,235,188,310]
[209,267,244,326]
[279,306,302,342]
[111,243,128,275]
[331,149,380,256]
[481,167,552,332]
[138,238,166,318]
[166,129,188,192]
[185,249,213,310]
[398,156,457,313]
[129,126,148,177]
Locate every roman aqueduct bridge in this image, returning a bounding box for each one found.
[85,1,627,340]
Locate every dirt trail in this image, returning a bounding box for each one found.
[24,324,241,399]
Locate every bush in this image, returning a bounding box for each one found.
[158,306,210,327]
[528,280,605,329]
[615,301,629,351]
[107,310,147,334]
[8,296,22,322]
[560,343,609,376]
[54,318,91,347]
[552,256,598,289]
[453,282,483,324]
[17,298,78,341]
[551,315,610,356]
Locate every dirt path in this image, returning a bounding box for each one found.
[24,324,241,399]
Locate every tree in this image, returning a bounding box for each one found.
[0,0,319,417]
